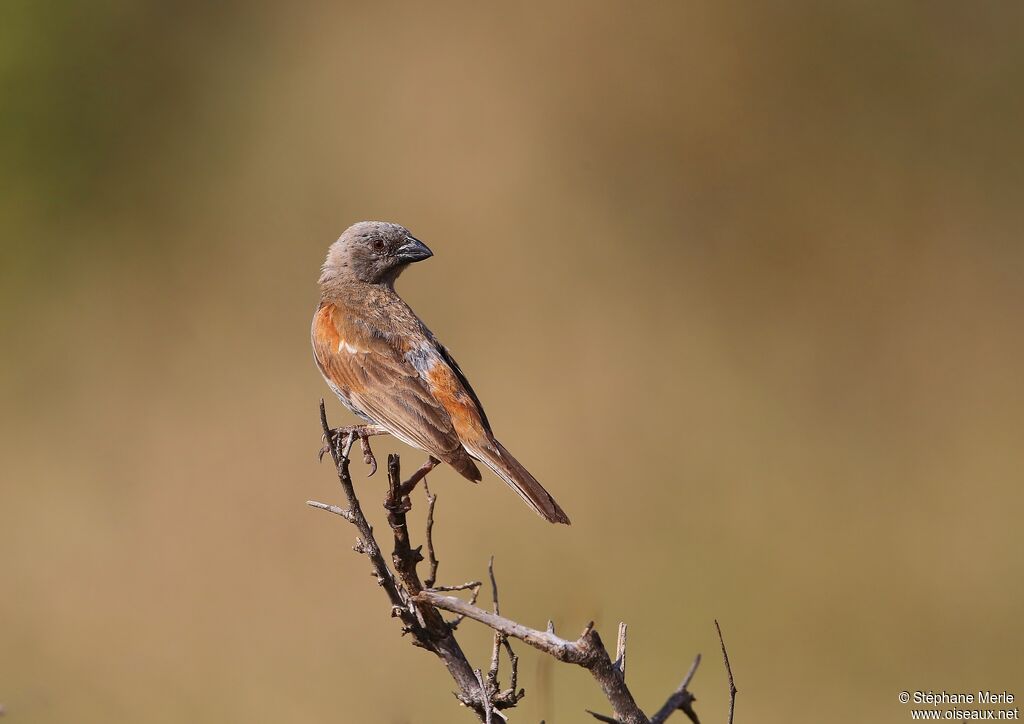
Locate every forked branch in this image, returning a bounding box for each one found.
[309,400,721,722]
[309,401,486,716]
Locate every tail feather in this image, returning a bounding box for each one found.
[469,439,570,525]
[444,448,483,482]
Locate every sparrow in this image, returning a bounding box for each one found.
[311,221,570,524]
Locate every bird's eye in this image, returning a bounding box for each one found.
[372,239,385,252]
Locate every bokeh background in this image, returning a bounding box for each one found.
[2,2,1022,722]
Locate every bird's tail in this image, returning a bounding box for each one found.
[468,439,570,525]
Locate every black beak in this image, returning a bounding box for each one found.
[395,236,433,264]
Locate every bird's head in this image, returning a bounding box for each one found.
[320,221,433,288]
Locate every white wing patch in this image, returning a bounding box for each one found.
[337,339,366,354]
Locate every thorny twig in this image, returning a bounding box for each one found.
[715,620,737,724]
[431,581,483,593]
[615,622,628,679]
[650,654,703,724]
[423,478,440,588]
[309,401,721,722]
[309,401,486,717]
[485,557,520,704]
[448,579,484,632]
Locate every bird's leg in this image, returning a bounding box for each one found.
[319,424,390,476]
[356,434,378,475]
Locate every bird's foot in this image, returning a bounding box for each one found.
[318,424,389,476]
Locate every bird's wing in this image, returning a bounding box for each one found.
[312,303,465,459]
[436,343,492,434]
[406,335,571,524]
[402,336,495,443]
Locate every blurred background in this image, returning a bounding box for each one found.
[2,1,1022,722]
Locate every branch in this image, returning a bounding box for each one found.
[484,557,521,709]
[615,622,628,678]
[423,477,440,588]
[309,401,716,723]
[417,591,701,724]
[715,620,737,724]
[309,400,486,717]
[310,403,403,612]
[381,452,499,712]
[650,654,702,724]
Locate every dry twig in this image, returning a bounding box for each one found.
[416,591,662,724]
[715,620,737,724]
[309,401,486,715]
[309,401,717,722]
[423,477,440,588]
[650,654,702,724]
[615,622,628,678]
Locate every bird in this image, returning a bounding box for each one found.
[311,221,570,524]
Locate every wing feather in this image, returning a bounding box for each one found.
[311,304,464,458]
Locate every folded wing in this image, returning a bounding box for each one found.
[312,303,481,480]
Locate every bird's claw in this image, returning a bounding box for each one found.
[359,435,378,476]
[319,425,379,477]
[317,438,332,463]
[318,429,348,463]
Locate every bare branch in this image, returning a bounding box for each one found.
[480,556,525,711]
[504,642,520,702]
[305,499,354,521]
[486,557,503,689]
[316,402,404,614]
[380,452,490,712]
[314,401,486,718]
[416,591,649,724]
[423,477,440,588]
[417,592,573,656]
[488,630,502,690]
[448,580,484,632]
[715,620,737,724]
[475,669,494,724]
[311,400,718,723]
[615,622,628,678]
[650,654,702,724]
[488,556,501,614]
[395,455,440,498]
[430,581,483,592]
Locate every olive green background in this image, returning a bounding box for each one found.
[2,2,1022,722]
